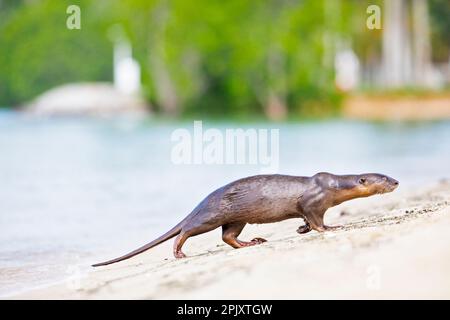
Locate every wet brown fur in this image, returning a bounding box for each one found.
[93,172,398,266]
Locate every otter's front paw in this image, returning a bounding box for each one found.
[296,225,311,234]
[251,237,267,244]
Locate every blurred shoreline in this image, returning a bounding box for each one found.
[343,94,450,121]
[8,180,450,299]
[4,89,450,122]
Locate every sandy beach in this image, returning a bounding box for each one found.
[10,180,450,299]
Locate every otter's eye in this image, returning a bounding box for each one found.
[359,178,366,184]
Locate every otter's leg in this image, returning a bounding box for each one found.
[173,232,189,258]
[296,218,312,234]
[173,221,220,258]
[304,211,326,232]
[173,213,230,258]
[222,223,267,249]
[304,211,342,232]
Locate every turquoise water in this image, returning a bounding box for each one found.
[0,111,449,295]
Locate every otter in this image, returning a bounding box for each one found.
[92,172,398,267]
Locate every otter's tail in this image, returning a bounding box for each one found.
[92,224,182,267]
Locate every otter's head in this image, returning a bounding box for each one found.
[314,172,399,205]
[353,173,399,196]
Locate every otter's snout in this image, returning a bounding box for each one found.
[380,176,399,193]
[356,173,399,195]
[391,178,399,187]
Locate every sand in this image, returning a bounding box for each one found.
[11,180,450,299]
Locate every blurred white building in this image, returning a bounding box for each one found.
[113,40,141,95]
[335,49,360,92]
[25,26,148,117]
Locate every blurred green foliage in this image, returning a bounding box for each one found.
[0,0,112,106]
[429,0,450,62]
[0,0,448,118]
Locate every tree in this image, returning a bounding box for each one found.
[0,0,112,106]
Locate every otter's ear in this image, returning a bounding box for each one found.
[328,180,339,189]
[358,178,367,185]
